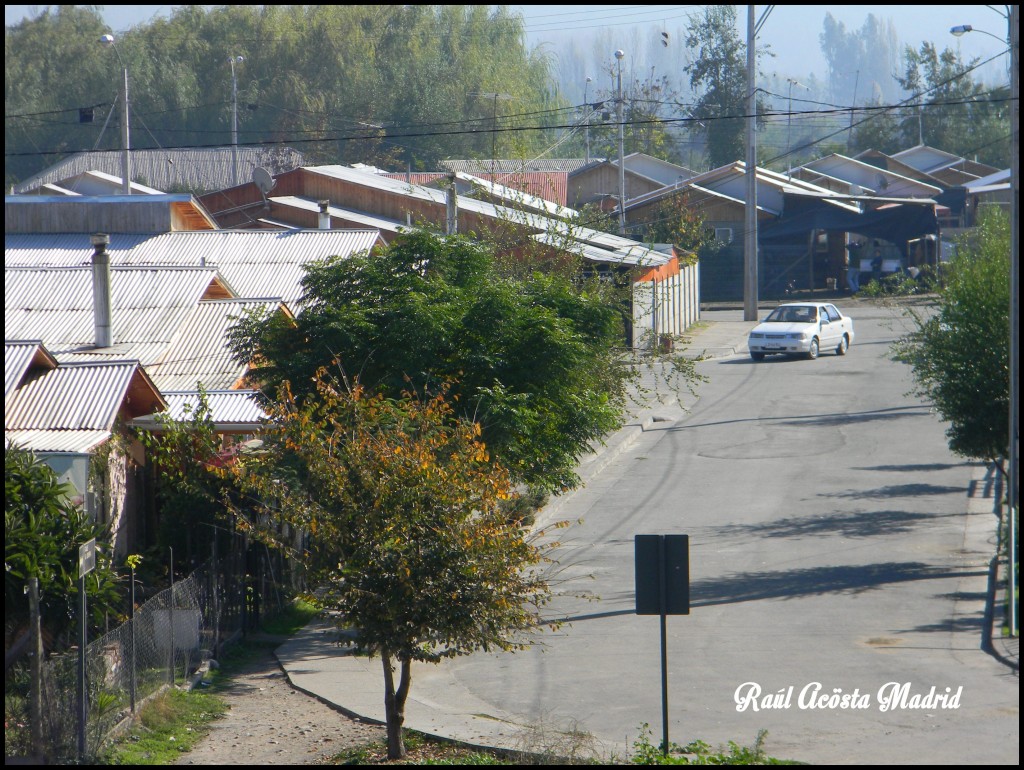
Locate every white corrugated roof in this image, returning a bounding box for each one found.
[5,429,112,454]
[147,299,286,392]
[5,361,143,431]
[6,230,382,308]
[5,265,227,361]
[5,340,57,399]
[132,389,268,430]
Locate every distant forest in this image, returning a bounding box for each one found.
[5,6,1011,189]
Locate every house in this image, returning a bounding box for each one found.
[794,153,943,199]
[6,198,387,551]
[624,160,941,301]
[567,152,695,211]
[5,341,165,556]
[890,145,1000,188]
[197,164,698,348]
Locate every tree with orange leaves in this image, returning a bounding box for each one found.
[226,369,561,760]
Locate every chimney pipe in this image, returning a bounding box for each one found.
[91,233,113,348]
[318,199,330,230]
[445,173,457,235]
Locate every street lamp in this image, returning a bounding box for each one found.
[615,49,626,235]
[951,11,1019,638]
[950,24,1006,44]
[99,33,131,194]
[228,55,244,187]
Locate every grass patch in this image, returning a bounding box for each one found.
[100,688,227,765]
[629,725,802,765]
[260,596,321,636]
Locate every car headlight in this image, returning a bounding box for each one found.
[788,332,807,340]
[749,332,763,339]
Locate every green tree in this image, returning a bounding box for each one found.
[5,5,564,186]
[226,373,557,760]
[5,446,121,651]
[133,388,238,564]
[633,191,713,261]
[893,207,1009,463]
[228,229,632,493]
[896,42,1010,166]
[684,6,770,169]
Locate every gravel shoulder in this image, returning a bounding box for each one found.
[175,641,385,765]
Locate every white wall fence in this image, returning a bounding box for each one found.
[632,260,700,350]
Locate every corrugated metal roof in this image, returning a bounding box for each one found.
[5,341,57,399]
[380,171,570,207]
[442,159,590,174]
[147,299,285,392]
[268,197,408,235]
[5,429,111,454]
[156,390,267,425]
[5,361,142,431]
[5,266,226,360]
[13,147,306,195]
[6,232,159,266]
[530,231,669,268]
[6,230,382,308]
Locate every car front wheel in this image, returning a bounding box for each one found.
[836,335,849,356]
[751,351,765,361]
[806,337,819,360]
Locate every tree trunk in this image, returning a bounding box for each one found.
[382,651,413,760]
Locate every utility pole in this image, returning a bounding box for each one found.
[229,56,244,187]
[743,6,758,321]
[615,49,626,235]
[1008,2,1019,638]
[584,76,592,164]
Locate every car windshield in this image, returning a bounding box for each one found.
[765,306,817,323]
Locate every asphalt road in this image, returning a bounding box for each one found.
[443,304,1019,764]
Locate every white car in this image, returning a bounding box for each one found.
[747,302,855,360]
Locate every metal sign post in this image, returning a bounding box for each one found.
[78,538,96,759]
[635,534,690,756]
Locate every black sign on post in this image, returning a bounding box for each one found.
[635,534,690,757]
[635,534,690,615]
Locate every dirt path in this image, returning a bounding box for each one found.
[175,643,385,765]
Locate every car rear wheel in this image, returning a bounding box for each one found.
[836,335,849,356]
[751,351,765,361]
[806,337,819,360]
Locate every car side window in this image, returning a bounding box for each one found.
[825,305,841,322]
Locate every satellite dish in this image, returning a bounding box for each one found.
[252,167,275,195]
[876,173,889,191]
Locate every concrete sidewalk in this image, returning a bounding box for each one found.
[271,309,1018,756]
[274,310,758,754]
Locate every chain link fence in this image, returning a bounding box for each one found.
[5,542,275,763]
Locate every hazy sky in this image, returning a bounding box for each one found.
[4,4,1009,83]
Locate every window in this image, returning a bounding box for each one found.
[714,227,733,244]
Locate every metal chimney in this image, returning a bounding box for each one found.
[445,173,457,235]
[90,233,113,348]
[318,199,331,230]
